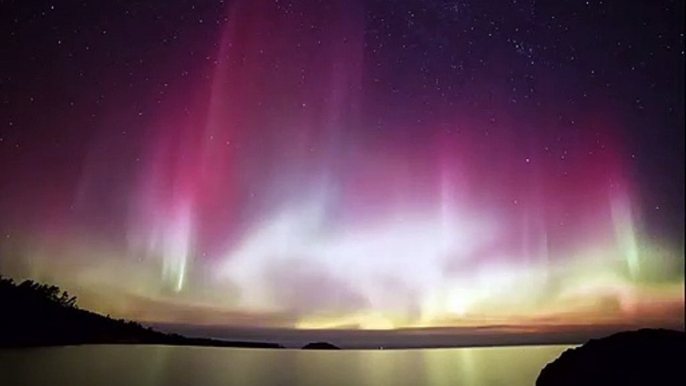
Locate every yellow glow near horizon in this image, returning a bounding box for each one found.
[1,223,683,332]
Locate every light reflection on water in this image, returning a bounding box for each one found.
[0,345,571,386]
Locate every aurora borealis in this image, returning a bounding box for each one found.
[0,0,683,337]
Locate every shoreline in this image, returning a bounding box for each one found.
[2,339,578,351]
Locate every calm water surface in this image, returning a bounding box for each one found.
[1,345,570,386]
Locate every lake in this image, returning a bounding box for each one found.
[0,345,570,386]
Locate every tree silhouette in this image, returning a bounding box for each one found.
[0,274,284,348]
[1,275,78,308]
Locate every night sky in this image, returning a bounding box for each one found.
[0,0,683,337]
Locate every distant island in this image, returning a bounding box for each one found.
[0,275,283,349]
[302,342,341,350]
[537,328,685,386]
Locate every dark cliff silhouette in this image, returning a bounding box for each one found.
[537,329,686,386]
[302,342,341,350]
[0,275,283,349]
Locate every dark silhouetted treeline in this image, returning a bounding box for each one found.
[537,329,686,386]
[0,275,283,349]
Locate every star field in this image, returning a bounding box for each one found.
[0,0,683,331]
